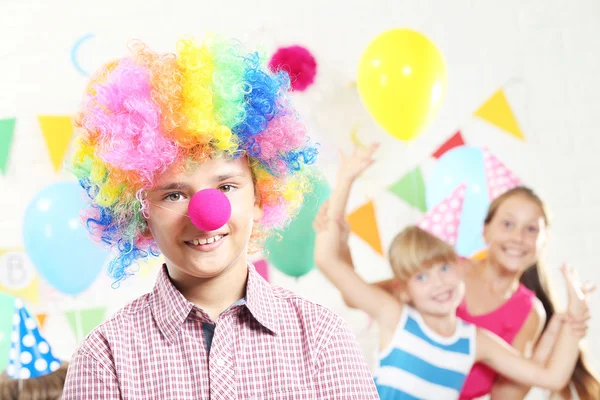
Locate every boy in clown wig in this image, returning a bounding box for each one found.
[62,37,378,399]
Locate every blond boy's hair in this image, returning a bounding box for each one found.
[388,226,458,281]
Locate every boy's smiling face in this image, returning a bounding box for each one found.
[145,156,263,280]
[403,262,465,317]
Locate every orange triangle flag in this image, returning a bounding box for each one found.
[36,314,47,330]
[38,116,74,172]
[347,201,383,255]
[470,248,488,261]
[474,90,525,141]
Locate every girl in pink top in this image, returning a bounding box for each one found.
[374,186,598,399]
[457,187,599,399]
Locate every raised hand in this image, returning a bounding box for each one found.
[561,264,595,336]
[337,142,380,182]
[313,200,330,234]
[313,200,350,243]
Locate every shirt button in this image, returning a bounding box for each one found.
[216,358,226,367]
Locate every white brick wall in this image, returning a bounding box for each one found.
[0,0,598,397]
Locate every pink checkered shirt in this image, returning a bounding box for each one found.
[62,263,379,399]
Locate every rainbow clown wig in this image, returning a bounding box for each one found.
[72,37,318,284]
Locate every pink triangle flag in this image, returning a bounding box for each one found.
[483,148,521,201]
[418,183,467,246]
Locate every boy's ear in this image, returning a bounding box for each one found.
[253,185,264,223]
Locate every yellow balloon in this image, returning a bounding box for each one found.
[357,29,447,141]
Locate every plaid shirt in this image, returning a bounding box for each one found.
[62,263,379,399]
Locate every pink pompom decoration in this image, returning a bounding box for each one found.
[188,189,232,231]
[268,45,317,92]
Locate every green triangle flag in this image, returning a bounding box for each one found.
[0,118,16,175]
[66,307,106,341]
[388,167,427,212]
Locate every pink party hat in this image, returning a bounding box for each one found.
[483,148,521,201]
[418,183,467,246]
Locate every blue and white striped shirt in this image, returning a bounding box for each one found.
[374,305,476,399]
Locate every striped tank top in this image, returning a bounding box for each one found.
[374,305,476,400]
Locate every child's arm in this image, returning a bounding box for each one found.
[530,310,590,365]
[529,313,565,364]
[478,265,589,392]
[476,325,578,391]
[314,143,401,336]
[318,144,379,272]
[531,276,593,364]
[314,204,402,341]
[314,142,378,274]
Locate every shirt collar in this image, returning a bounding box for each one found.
[151,265,195,344]
[245,261,280,335]
[151,262,280,343]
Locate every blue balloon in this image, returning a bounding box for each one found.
[426,146,489,257]
[23,181,108,295]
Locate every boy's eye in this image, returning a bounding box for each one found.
[441,264,451,272]
[503,220,513,228]
[219,185,234,193]
[415,274,427,282]
[164,192,184,202]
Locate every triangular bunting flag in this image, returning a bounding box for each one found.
[347,201,383,255]
[38,116,74,172]
[253,259,270,282]
[36,314,47,330]
[474,90,525,140]
[0,275,40,305]
[418,183,467,246]
[432,131,465,159]
[388,167,427,212]
[470,248,488,261]
[66,307,106,341]
[483,148,521,201]
[0,118,16,175]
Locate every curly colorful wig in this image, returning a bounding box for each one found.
[72,36,318,284]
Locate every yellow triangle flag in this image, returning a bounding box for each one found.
[38,116,74,172]
[347,201,383,255]
[0,275,39,305]
[0,248,40,304]
[474,90,525,141]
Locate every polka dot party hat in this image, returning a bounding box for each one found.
[6,298,61,379]
[418,182,467,246]
[483,147,521,201]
